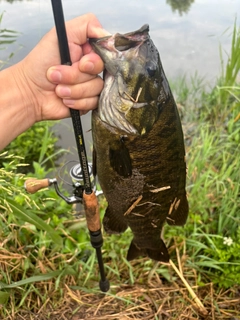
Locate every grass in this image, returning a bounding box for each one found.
[0,12,19,69]
[0,18,239,319]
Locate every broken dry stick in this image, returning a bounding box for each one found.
[169,259,208,316]
[150,186,171,193]
[124,195,143,216]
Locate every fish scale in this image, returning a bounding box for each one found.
[90,24,189,262]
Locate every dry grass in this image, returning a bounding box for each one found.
[1,258,239,320]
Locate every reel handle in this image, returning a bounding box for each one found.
[24,178,51,194]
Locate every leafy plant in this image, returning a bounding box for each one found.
[0,121,63,173]
[200,20,240,123]
[164,20,240,289]
[0,152,94,311]
[166,0,195,16]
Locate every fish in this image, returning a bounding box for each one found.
[90,24,188,262]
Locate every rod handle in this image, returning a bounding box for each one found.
[24,178,50,194]
[83,191,101,232]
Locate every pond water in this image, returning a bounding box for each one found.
[1,0,239,162]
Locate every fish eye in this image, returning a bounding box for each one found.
[147,66,156,77]
[146,60,157,77]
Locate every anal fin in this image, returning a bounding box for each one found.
[146,239,169,262]
[127,241,143,261]
[127,239,169,263]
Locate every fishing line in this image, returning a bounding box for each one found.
[58,160,78,186]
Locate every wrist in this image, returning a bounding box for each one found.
[12,60,39,124]
[0,63,37,149]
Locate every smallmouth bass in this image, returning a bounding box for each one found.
[90,24,188,262]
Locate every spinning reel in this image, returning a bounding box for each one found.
[25,162,102,205]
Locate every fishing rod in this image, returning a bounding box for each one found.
[51,0,109,293]
[26,0,109,293]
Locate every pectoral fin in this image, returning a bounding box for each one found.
[103,206,128,234]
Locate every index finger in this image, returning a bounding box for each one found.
[66,13,110,45]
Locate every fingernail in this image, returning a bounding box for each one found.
[92,26,111,37]
[83,61,94,72]
[102,28,111,36]
[48,68,62,82]
[59,86,71,97]
[63,99,75,106]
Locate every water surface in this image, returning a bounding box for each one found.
[1,0,239,161]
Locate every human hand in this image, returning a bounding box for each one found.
[17,13,109,122]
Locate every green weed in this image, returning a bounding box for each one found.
[164,21,240,290]
[0,121,64,173]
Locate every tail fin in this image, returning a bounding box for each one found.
[127,239,169,262]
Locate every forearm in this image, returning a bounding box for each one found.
[0,63,36,150]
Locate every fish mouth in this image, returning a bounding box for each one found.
[89,24,149,54]
[90,25,152,135]
[90,34,139,52]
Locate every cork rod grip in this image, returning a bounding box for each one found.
[24,178,50,194]
[83,191,101,232]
